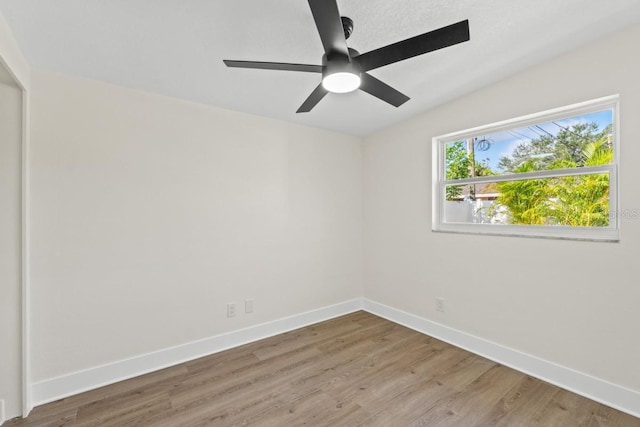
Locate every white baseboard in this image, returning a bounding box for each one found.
[32,299,363,406]
[30,297,640,419]
[362,298,640,419]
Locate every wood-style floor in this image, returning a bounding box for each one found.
[7,311,640,426]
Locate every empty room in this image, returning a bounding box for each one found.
[1,0,640,425]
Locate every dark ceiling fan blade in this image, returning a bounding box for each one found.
[359,73,410,107]
[354,20,470,71]
[223,60,323,73]
[296,84,329,113]
[308,0,350,58]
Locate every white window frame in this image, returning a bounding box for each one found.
[432,95,620,242]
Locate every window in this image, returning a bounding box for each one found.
[432,95,619,241]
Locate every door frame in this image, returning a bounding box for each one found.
[0,53,31,417]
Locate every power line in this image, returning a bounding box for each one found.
[534,124,554,137]
[551,121,583,138]
[528,126,545,137]
[508,129,530,141]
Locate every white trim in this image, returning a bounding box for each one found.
[362,298,640,418]
[444,164,613,186]
[434,222,619,242]
[31,299,363,406]
[432,95,620,242]
[0,399,5,425]
[29,298,640,419]
[435,95,620,143]
[21,88,31,416]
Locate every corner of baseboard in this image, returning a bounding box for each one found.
[361,298,640,419]
[32,298,364,407]
[28,297,640,420]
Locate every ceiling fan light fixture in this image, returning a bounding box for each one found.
[322,71,361,93]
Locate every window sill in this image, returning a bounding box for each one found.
[433,223,620,242]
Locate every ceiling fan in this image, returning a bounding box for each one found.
[223,0,470,113]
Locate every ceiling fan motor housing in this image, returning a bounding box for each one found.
[322,52,362,93]
[322,52,360,72]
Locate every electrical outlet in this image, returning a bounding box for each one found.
[245,299,254,314]
[227,303,236,318]
[436,297,445,313]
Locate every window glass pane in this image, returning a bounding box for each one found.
[445,109,613,180]
[444,173,610,227]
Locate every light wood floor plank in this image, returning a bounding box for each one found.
[6,312,640,426]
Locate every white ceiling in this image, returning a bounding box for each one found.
[1,0,640,136]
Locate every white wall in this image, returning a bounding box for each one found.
[363,24,640,393]
[0,9,28,422]
[29,70,363,383]
[0,10,28,89]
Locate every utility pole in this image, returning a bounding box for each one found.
[467,138,476,200]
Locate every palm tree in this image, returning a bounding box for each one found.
[546,138,612,227]
[493,162,551,225]
[494,138,612,226]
